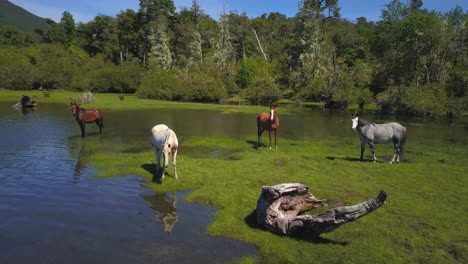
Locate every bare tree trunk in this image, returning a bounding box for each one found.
[252,28,268,61]
[256,183,387,236]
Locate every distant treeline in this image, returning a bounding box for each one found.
[0,0,466,118]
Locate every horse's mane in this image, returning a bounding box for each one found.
[73,103,86,111]
[358,117,373,127]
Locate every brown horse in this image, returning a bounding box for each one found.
[257,104,280,149]
[71,102,103,138]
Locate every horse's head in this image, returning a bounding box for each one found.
[270,104,277,121]
[162,143,174,168]
[71,102,78,116]
[351,114,359,131]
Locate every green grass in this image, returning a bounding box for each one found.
[3,90,467,263]
[0,90,286,115]
[76,135,467,263]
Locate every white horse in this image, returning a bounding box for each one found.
[150,124,179,179]
[352,114,407,164]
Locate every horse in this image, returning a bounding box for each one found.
[351,114,407,164]
[150,124,179,179]
[70,102,104,138]
[257,104,280,149]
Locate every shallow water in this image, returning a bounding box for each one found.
[0,102,467,263]
[0,103,257,264]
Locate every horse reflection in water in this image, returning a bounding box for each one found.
[73,141,89,183]
[143,192,178,233]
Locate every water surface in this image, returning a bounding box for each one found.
[0,103,257,264]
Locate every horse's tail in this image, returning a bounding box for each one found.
[150,131,155,147]
[400,128,407,157]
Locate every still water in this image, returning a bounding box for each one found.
[0,103,257,264]
[0,102,467,263]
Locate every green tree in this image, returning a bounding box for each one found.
[213,13,236,70]
[0,26,34,47]
[147,17,172,69]
[290,0,341,104]
[76,15,119,62]
[0,47,36,89]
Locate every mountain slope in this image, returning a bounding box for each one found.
[0,0,49,33]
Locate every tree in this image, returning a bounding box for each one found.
[289,0,341,104]
[213,13,235,70]
[410,0,423,11]
[61,11,76,46]
[116,9,140,62]
[138,0,176,68]
[147,17,172,69]
[139,0,175,21]
[0,26,34,47]
[173,1,204,68]
[76,15,119,63]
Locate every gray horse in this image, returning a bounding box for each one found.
[352,114,407,164]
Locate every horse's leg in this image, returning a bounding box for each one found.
[396,142,401,163]
[268,130,272,150]
[99,117,103,133]
[173,149,178,179]
[360,140,366,161]
[155,148,162,178]
[391,142,400,164]
[161,150,166,179]
[274,129,278,149]
[79,122,86,138]
[257,127,264,146]
[96,119,102,134]
[367,141,377,162]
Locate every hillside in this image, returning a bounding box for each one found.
[0,0,49,33]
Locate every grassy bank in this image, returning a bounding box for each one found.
[0,90,287,115]
[3,90,467,263]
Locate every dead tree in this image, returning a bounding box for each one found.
[256,183,387,236]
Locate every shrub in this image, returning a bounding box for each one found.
[377,84,466,119]
[137,68,183,100]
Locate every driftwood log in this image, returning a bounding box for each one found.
[256,183,387,236]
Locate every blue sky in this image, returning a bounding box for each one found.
[9,0,468,23]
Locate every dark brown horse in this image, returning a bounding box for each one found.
[71,102,103,138]
[257,104,280,149]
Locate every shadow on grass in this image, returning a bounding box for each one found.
[244,210,348,246]
[141,163,162,184]
[141,163,178,183]
[326,156,383,163]
[246,140,265,150]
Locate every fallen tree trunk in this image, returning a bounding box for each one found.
[256,183,387,236]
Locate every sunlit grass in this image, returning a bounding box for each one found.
[76,133,467,263]
[0,90,287,114]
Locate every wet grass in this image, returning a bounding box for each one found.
[76,134,467,263]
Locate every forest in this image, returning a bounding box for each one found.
[0,0,467,119]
